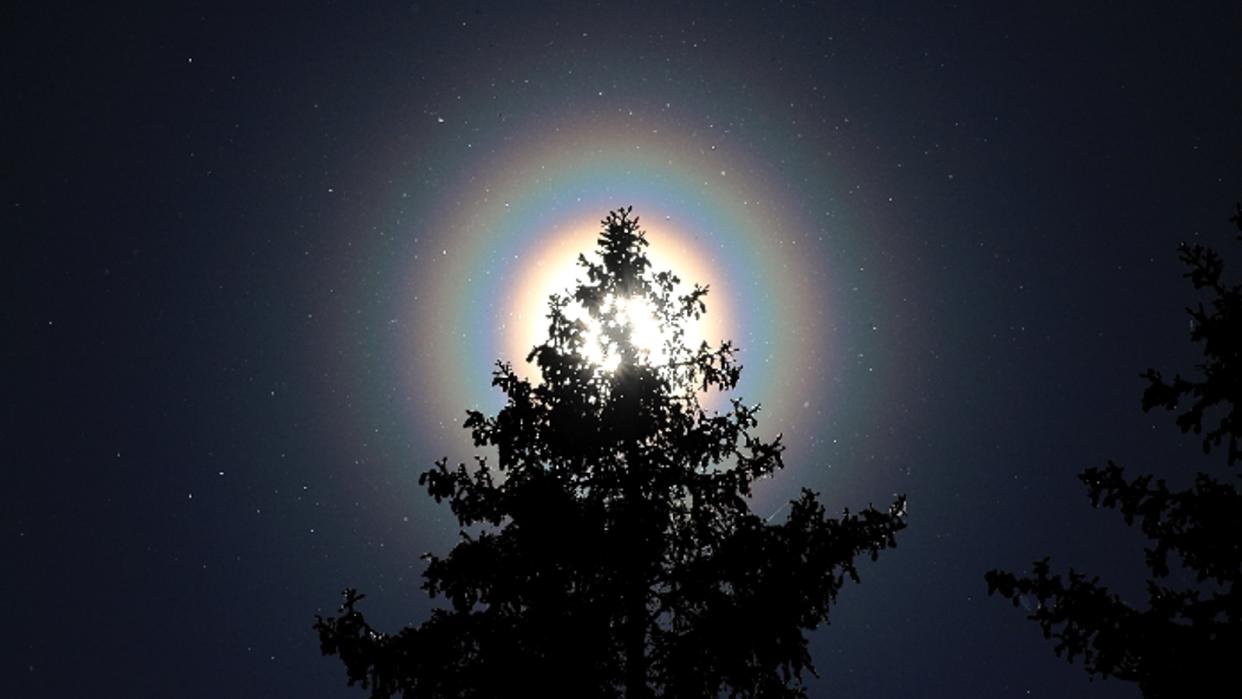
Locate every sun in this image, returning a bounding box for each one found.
[571,294,668,372]
[505,215,728,380]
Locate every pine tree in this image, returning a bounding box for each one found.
[985,202,1242,698]
[316,207,908,698]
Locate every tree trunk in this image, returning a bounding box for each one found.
[624,586,648,698]
[622,463,651,699]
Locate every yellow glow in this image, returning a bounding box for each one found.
[505,215,729,380]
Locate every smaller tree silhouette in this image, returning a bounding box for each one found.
[985,202,1242,698]
[315,207,907,698]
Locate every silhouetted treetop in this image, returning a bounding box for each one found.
[316,207,907,698]
[986,200,1242,699]
[1141,206,1242,464]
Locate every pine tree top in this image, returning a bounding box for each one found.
[316,207,908,698]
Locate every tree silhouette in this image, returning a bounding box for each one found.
[315,207,908,698]
[985,202,1242,698]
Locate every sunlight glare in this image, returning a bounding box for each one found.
[506,217,728,383]
[573,294,669,371]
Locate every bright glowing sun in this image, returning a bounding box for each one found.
[571,294,667,372]
[506,216,728,380]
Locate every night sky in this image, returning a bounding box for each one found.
[9,2,1241,696]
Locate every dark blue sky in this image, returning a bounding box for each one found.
[9,2,1240,697]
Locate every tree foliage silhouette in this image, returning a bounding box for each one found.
[986,202,1242,698]
[315,207,908,698]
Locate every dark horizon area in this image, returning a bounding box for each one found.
[9,2,1240,697]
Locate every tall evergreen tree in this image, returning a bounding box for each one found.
[316,207,908,697]
[986,202,1242,698]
